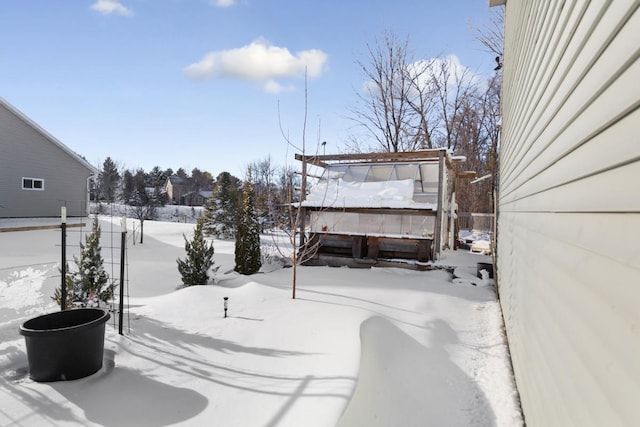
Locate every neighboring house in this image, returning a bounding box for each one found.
[0,97,97,218]
[182,190,213,207]
[494,1,639,425]
[165,175,188,205]
[297,149,471,267]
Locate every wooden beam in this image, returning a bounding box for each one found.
[434,150,444,259]
[294,171,323,179]
[456,171,477,179]
[305,207,437,216]
[295,149,451,165]
[294,154,328,168]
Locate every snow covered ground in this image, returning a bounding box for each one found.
[0,217,523,426]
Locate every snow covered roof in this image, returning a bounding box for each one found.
[167,175,188,185]
[296,149,474,210]
[183,190,213,198]
[302,178,437,210]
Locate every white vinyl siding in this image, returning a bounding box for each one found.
[497,1,640,426]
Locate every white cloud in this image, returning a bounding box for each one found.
[411,55,483,89]
[183,38,328,86]
[360,54,485,102]
[90,0,133,16]
[263,80,295,94]
[212,0,237,7]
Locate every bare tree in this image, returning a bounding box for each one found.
[281,78,308,299]
[273,70,327,299]
[131,169,158,244]
[246,156,278,230]
[349,22,504,216]
[470,6,504,58]
[428,56,478,151]
[465,4,504,213]
[351,32,420,153]
[450,71,502,214]
[405,59,439,149]
[350,32,478,154]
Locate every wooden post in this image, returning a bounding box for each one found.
[299,156,307,249]
[367,236,380,260]
[352,235,366,259]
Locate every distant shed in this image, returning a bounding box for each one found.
[297,149,472,267]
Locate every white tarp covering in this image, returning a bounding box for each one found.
[302,178,437,210]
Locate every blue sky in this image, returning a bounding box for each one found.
[1,0,497,178]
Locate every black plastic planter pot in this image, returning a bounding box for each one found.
[19,308,110,382]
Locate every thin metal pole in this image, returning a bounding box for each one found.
[119,217,126,335]
[434,150,444,259]
[61,207,67,311]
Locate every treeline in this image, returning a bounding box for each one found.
[92,159,215,205]
[93,156,301,237]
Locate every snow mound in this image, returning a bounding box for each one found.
[337,316,496,426]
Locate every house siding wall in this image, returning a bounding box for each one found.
[0,102,94,217]
[498,1,640,426]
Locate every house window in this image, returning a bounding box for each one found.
[22,177,45,191]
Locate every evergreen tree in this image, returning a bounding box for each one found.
[147,166,166,189]
[191,168,214,192]
[99,157,120,202]
[234,171,262,275]
[121,169,136,205]
[202,171,240,239]
[177,216,217,287]
[145,166,169,206]
[54,217,114,309]
[176,168,189,179]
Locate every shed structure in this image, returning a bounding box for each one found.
[0,97,97,218]
[494,0,640,425]
[297,149,470,267]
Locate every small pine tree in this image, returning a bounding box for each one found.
[234,172,262,275]
[177,216,217,286]
[54,217,114,309]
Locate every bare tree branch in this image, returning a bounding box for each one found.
[351,31,417,153]
[470,6,505,58]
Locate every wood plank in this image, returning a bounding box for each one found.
[352,235,366,258]
[0,222,86,233]
[417,239,430,262]
[311,231,433,262]
[367,236,379,259]
[295,149,450,164]
[306,207,437,215]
